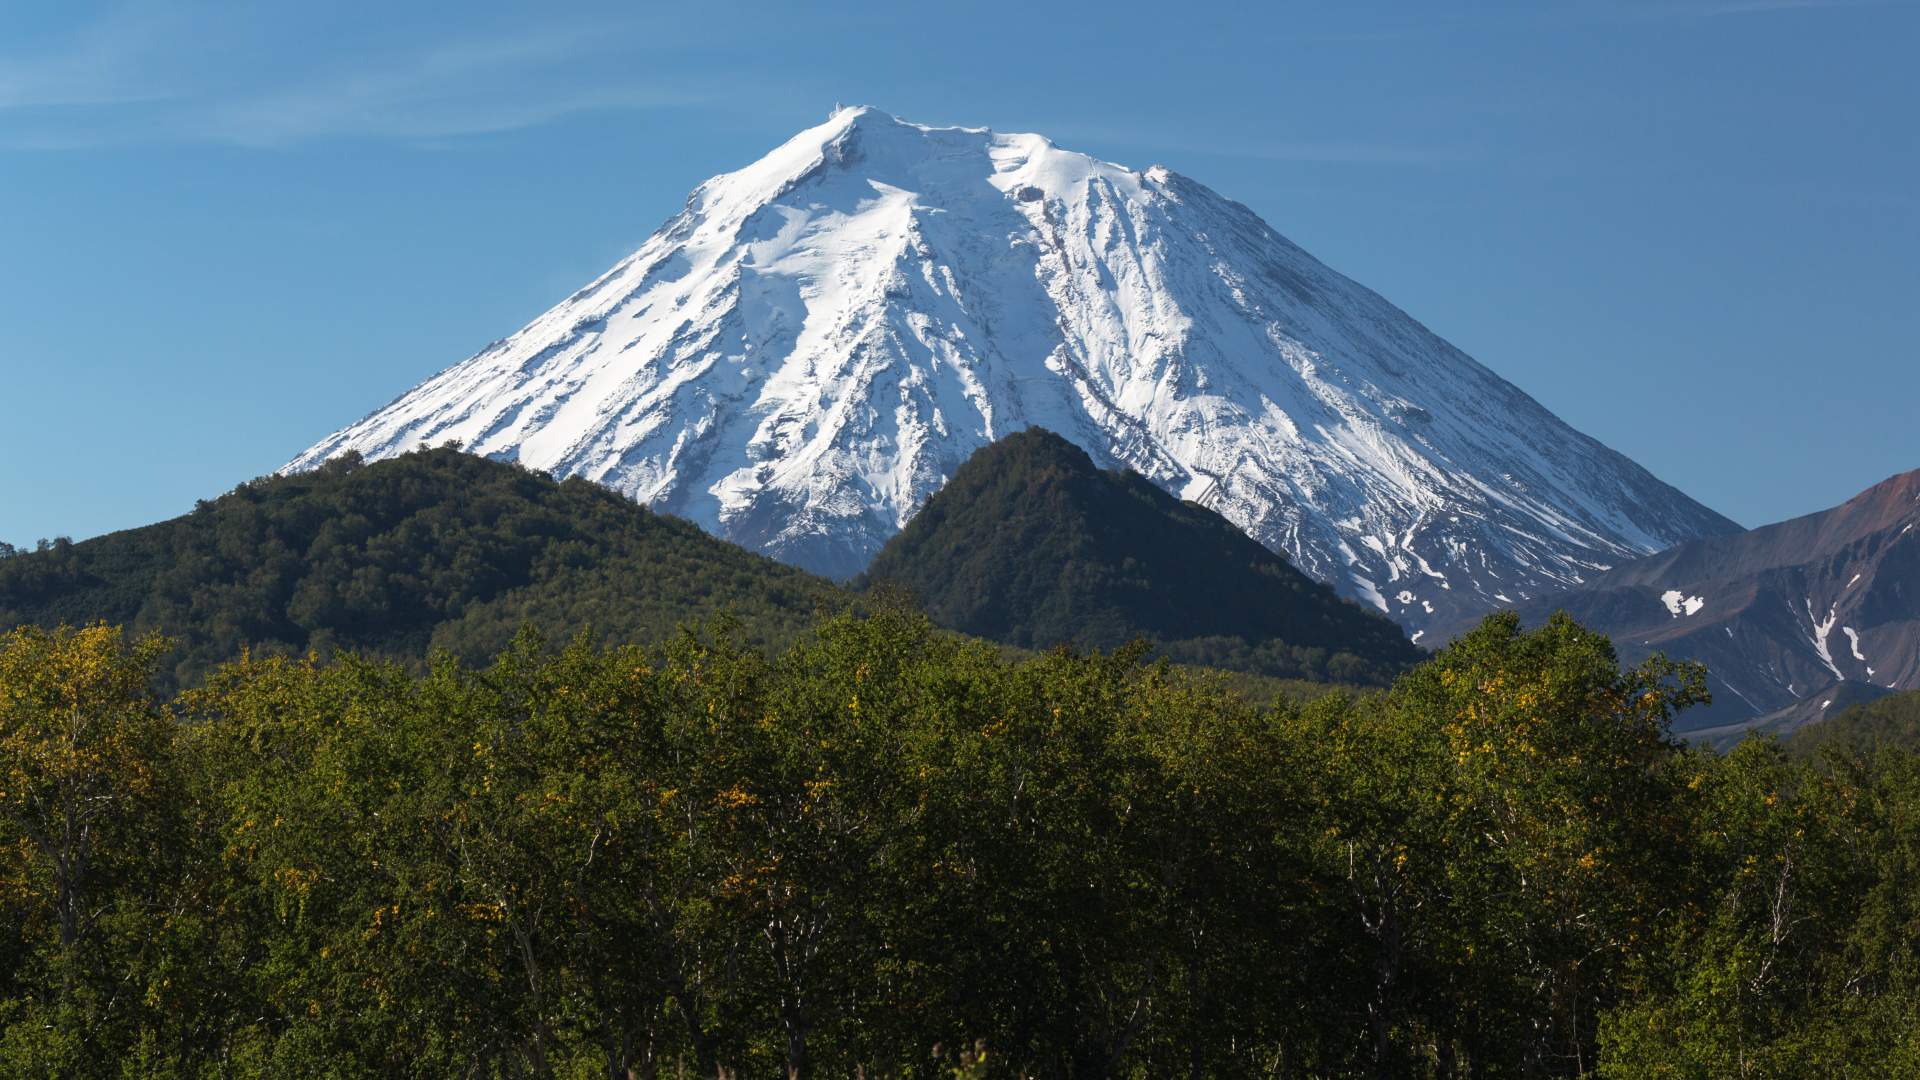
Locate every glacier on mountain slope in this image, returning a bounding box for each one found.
[287,106,1737,636]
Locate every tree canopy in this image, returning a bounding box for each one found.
[5,609,1915,1076]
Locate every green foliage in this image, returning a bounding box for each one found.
[0,625,183,1076]
[3,609,1919,1076]
[1281,611,1709,1075]
[0,448,846,691]
[859,428,1420,685]
[1597,737,1920,1076]
[1785,688,1920,758]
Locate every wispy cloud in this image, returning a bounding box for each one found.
[0,5,192,110]
[187,29,709,146]
[0,8,717,150]
[1598,0,1887,20]
[1213,141,1477,167]
[1041,120,1475,170]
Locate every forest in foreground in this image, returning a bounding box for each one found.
[3,609,1919,1078]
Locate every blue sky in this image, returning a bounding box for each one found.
[2,0,1914,545]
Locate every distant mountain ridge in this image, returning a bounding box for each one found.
[1448,468,1920,733]
[287,105,1736,636]
[859,428,1420,684]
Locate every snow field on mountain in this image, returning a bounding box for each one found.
[290,107,1736,634]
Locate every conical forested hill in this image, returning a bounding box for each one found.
[0,447,845,690]
[859,429,1421,684]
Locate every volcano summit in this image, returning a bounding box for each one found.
[289,107,1736,635]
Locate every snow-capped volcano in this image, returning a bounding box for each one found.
[288,106,1737,635]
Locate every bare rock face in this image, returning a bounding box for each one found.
[1450,469,1920,733]
[288,107,1735,636]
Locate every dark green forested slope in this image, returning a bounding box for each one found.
[859,428,1420,684]
[1787,688,1920,757]
[0,447,845,689]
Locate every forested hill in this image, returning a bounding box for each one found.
[859,428,1421,685]
[0,447,845,689]
[1788,688,1920,757]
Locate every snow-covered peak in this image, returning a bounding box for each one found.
[288,108,1737,634]
[688,106,1149,229]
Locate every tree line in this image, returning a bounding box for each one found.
[2,442,1420,697]
[0,449,843,695]
[2,609,1918,1077]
